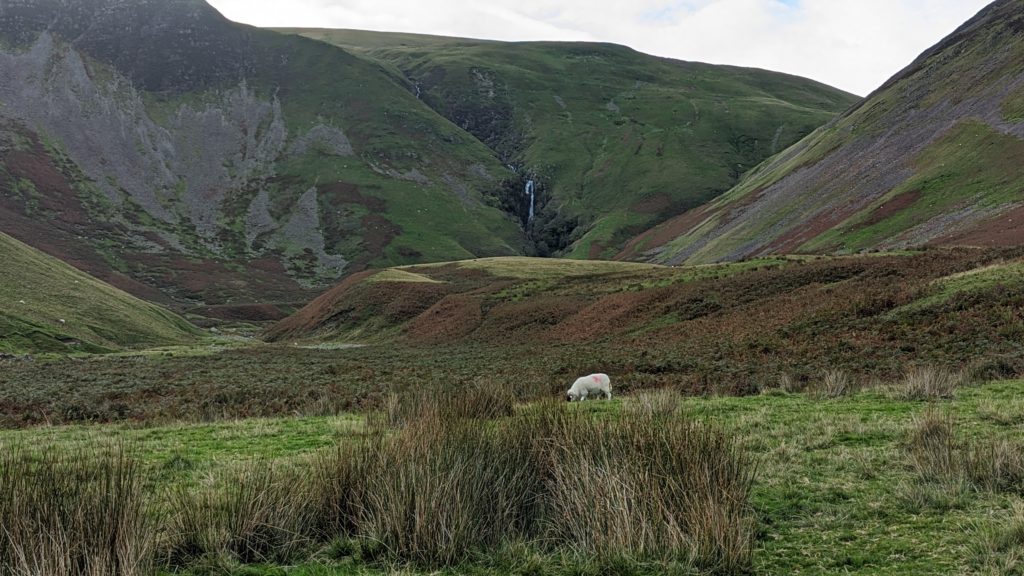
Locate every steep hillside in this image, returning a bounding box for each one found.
[635,0,1024,264]
[0,0,524,308]
[266,249,1024,385]
[0,231,199,353]
[281,29,859,259]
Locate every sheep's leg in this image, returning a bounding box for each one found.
[606,389,612,400]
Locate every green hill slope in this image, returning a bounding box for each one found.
[280,28,859,259]
[0,0,524,308]
[0,232,199,353]
[638,0,1024,265]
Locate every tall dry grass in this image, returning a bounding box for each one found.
[906,408,1024,496]
[0,446,153,576]
[0,389,757,574]
[163,462,321,566]
[624,388,682,418]
[968,501,1024,574]
[808,370,856,399]
[545,413,755,571]
[890,366,966,401]
[906,409,965,489]
[315,400,756,571]
[375,378,518,429]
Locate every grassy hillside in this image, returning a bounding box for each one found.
[280,28,859,259]
[0,231,199,353]
[0,0,525,310]
[638,0,1024,265]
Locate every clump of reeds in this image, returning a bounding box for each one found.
[0,445,153,576]
[890,366,966,401]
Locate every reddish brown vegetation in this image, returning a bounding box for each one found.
[616,204,712,260]
[264,271,381,340]
[188,304,288,322]
[406,295,483,344]
[269,248,1024,396]
[857,190,924,230]
[632,193,673,215]
[0,123,323,310]
[940,204,1024,247]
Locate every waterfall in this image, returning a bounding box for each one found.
[525,179,536,224]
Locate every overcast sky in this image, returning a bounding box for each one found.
[206,0,993,96]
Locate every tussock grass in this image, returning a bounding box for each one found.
[375,378,518,429]
[624,388,682,418]
[0,445,152,576]
[546,413,754,571]
[906,408,1024,499]
[318,400,755,571]
[965,440,1024,494]
[808,370,856,399]
[343,418,544,567]
[890,366,966,400]
[968,502,1024,575]
[164,462,320,566]
[777,372,804,394]
[977,398,1024,426]
[906,409,965,490]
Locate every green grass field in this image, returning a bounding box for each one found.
[4,377,1024,574]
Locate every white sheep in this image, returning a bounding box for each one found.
[566,373,612,402]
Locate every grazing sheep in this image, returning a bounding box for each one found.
[567,373,612,402]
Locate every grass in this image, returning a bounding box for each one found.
[0,445,153,575]
[807,120,1024,254]
[281,28,857,258]
[0,231,200,354]
[411,256,663,279]
[7,249,1024,428]
[365,269,443,284]
[1,389,755,575]
[6,379,1024,573]
[895,258,1024,312]
[808,370,856,399]
[888,366,966,400]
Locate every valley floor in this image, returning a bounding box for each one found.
[3,378,1024,574]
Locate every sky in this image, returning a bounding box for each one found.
[205,0,994,96]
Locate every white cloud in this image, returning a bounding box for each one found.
[206,0,994,95]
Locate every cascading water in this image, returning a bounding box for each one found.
[525,179,536,224]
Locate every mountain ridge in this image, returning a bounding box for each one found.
[0,0,526,308]
[280,27,859,259]
[633,0,1024,264]
[1,0,856,312]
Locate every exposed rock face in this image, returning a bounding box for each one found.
[288,125,354,158]
[0,34,289,237]
[0,0,524,307]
